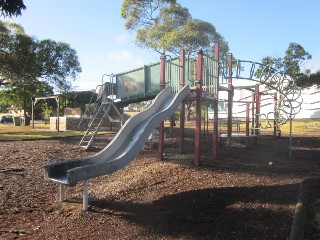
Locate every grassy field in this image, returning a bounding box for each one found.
[0,118,320,141]
[0,123,84,141]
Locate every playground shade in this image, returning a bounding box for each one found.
[44,85,190,186]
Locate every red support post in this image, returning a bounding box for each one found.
[158,55,166,160]
[246,102,250,145]
[179,49,186,153]
[251,93,255,134]
[213,44,219,159]
[246,102,250,136]
[273,92,278,137]
[227,53,233,153]
[255,84,260,136]
[194,50,203,166]
[170,116,174,138]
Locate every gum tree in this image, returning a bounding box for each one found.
[121,0,228,56]
[256,42,319,88]
[0,21,82,89]
[0,21,82,118]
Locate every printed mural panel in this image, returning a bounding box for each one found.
[116,67,145,99]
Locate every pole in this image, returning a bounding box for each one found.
[56,97,60,132]
[213,44,219,158]
[289,104,293,158]
[31,97,35,129]
[195,50,203,166]
[179,49,185,153]
[227,53,233,153]
[255,84,260,136]
[158,55,166,160]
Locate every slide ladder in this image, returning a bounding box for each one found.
[78,78,123,149]
[78,102,112,149]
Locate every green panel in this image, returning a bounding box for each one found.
[145,62,161,94]
[116,67,145,99]
[167,58,181,93]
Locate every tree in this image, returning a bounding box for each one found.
[256,42,320,88]
[0,21,82,119]
[0,79,54,117]
[0,21,82,90]
[0,0,26,18]
[121,0,228,56]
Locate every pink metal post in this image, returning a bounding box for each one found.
[179,49,186,153]
[227,53,233,152]
[158,55,166,160]
[273,92,278,137]
[251,93,255,134]
[255,84,260,136]
[213,44,219,158]
[194,50,203,166]
[246,102,250,136]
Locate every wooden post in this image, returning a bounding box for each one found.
[195,50,203,166]
[56,97,60,132]
[158,55,166,160]
[179,49,185,153]
[31,97,35,129]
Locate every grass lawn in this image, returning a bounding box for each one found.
[0,118,320,141]
[0,123,83,141]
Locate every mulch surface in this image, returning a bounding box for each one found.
[0,129,319,239]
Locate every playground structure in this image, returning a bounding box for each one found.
[45,85,190,210]
[78,44,302,161]
[45,44,302,210]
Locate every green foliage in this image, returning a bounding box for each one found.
[0,0,26,18]
[0,21,82,117]
[256,42,319,88]
[61,91,97,113]
[0,79,54,117]
[0,21,82,90]
[121,0,228,56]
[42,103,53,122]
[128,101,150,111]
[84,103,97,116]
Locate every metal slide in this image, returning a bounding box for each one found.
[44,85,190,187]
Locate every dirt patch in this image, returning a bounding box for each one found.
[0,130,319,239]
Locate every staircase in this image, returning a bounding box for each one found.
[78,75,124,149]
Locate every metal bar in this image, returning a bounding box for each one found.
[274,92,277,137]
[158,55,166,160]
[255,84,260,135]
[195,50,203,166]
[227,53,233,153]
[179,49,185,153]
[59,183,64,202]
[246,103,250,136]
[83,180,88,211]
[213,44,219,159]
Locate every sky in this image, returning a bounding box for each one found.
[2,0,320,91]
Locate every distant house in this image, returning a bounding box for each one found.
[6,106,25,116]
